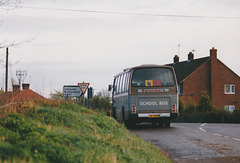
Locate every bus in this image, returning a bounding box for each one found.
[109,65,179,127]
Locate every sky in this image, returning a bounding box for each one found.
[0,0,240,97]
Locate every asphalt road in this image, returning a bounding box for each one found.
[131,123,240,163]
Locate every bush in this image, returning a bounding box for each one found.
[91,90,111,112]
[175,91,240,123]
[174,108,240,123]
[197,92,214,112]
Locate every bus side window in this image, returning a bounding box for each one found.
[121,73,126,93]
[115,76,119,95]
[117,75,122,94]
[113,78,117,95]
[123,73,127,93]
[125,72,130,92]
[113,77,118,95]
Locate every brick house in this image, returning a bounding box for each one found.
[167,47,240,112]
[0,84,46,106]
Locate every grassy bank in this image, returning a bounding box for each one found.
[0,101,171,163]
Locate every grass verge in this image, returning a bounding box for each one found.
[0,101,171,163]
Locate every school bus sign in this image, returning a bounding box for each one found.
[78,83,90,94]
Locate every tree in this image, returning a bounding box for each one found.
[0,0,21,6]
[197,91,214,112]
[0,0,32,49]
[49,90,64,100]
[91,89,111,112]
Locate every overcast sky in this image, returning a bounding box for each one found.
[0,0,240,97]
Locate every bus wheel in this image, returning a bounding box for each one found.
[157,121,164,127]
[152,120,158,126]
[126,119,136,129]
[163,120,170,127]
[112,107,116,119]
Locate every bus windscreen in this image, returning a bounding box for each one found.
[131,68,175,87]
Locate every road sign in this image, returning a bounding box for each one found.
[78,83,90,94]
[63,85,82,97]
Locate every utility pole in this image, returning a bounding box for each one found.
[4,47,9,104]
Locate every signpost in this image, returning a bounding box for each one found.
[63,83,91,107]
[63,85,82,97]
[78,82,90,106]
[63,85,82,104]
[78,83,90,94]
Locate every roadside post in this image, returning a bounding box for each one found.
[87,87,93,109]
[78,82,90,107]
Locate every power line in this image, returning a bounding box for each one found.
[2,5,240,20]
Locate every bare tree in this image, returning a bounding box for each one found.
[0,0,21,6]
[0,0,23,49]
[0,35,38,49]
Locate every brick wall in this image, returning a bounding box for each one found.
[210,48,240,110]
[180,60,211,107]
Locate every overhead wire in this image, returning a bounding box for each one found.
[1,5,240,20]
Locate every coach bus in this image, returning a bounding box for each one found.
[109,65,179,127]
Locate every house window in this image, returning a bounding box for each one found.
[225,84,235,94]
[225,105,235,113]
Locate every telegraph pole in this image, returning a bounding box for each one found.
[4,47,9,104]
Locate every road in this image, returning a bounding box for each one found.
[131,123,240,163]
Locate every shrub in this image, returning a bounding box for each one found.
[197,91,214,112]
[175,91,240,123]
[179,100,184,113]
[91,89,111,112]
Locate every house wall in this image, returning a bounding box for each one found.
[180,60,211,107]
[210,49,240,110]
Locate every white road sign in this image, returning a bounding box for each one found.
[63,85,82,97]
[78,83,90,94]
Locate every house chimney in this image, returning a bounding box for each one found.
[174,55,179,63]
[22,83,30,90]
[188,52,194,61]
[210,47,217,59]
[13,85,20,92]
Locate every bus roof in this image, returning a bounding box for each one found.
[115,65,174,78]
[132,64,173,69]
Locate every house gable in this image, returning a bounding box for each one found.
[180,60,211,106]
[210,58,240,109]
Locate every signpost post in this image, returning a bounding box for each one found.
[78,82,90,106]
[87,87,93,109]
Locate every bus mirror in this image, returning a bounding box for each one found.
[108,85,113,91]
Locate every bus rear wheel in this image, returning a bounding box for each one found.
[125,119,136,129]
[163,119,170,127]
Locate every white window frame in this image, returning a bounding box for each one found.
[225,105,235,113]
[225,84,235,94]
